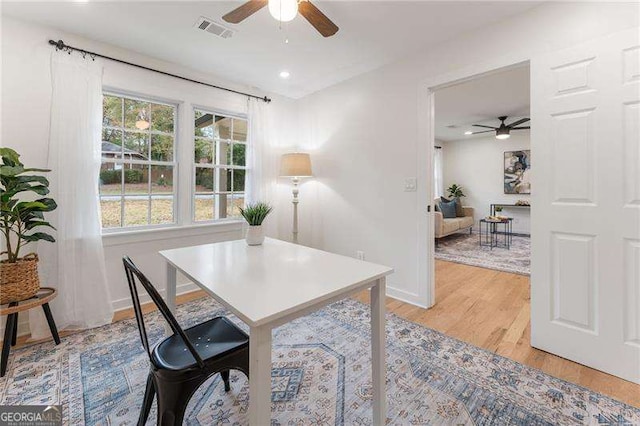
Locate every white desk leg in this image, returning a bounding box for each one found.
[249,325,272,425]
[371,277,387,425]
[166,262,177,313]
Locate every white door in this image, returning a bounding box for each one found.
[531,27,640,383]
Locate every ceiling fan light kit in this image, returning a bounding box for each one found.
[222,0,339,37]
[268,0,298,22]
[470,116,530,140]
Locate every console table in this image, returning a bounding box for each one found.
[490,203,530,216]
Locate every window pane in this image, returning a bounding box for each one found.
[217,117,232,140]
[124,197,150,227]
[151,197,174,225]
[231,143,246,167]
[216,140,230,166]
[99,163,122,194]
[151,134,173,161]
[194,110,214,138]
[103,95,122,128]
[124,99,150,131]
[151,103,174,133]
[194,138,214,164]
[100,198,122,228]
[124,165,149,195]
[102,129,123,160]
[233,169,246,192]
[194,195,215,222]
[124,131,149,159]
[222,194,243,218]
[152,165,173,194]
[217,168,232,192]
[195,167,215,192]
[232,118,247,142]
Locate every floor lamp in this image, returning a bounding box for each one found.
[280,153,313,244]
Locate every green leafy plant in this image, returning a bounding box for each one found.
[1,148,57,263]
[447,184,466,198]
[239,202,272,226]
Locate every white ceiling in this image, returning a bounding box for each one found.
[1,1,539,99]
[434,64,530,142]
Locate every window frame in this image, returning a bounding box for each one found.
[192,107,249,224]
[100,90,179,233]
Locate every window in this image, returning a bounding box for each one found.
[100,93,177,230]
[193,109,247,222]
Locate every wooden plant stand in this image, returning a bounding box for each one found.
[0,287,60,377]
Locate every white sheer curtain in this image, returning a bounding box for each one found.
[434,147,444,199]
[29,53,113,339]
[246,98,272,204]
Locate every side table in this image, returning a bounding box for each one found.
[479,218,513,249]
[1,287,61,377]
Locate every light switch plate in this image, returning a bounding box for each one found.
[404,178,417,192]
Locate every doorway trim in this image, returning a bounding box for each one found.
[416,57,531,308]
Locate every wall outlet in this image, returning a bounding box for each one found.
[404,178,417,192]
[356,250,365,260]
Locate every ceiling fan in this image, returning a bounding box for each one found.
[469,116,530,140]
[222,0,339,38]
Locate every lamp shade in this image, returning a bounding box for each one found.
[280,153,313,177]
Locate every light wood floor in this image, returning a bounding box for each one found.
[355,260,640,408]
[9,260,639,407]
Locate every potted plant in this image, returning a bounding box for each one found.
[1,148,57,304]
[447,184,466,199]
[240,202,272,246]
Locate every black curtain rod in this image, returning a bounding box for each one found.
[48,39,272,103]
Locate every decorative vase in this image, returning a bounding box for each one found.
[245,225,265,246]
[0,253,41,304]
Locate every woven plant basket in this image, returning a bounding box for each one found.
[0,253,40,304]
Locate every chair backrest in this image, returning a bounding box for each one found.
[122,256,205,368]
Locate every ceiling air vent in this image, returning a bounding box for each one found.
[194,16,234,39]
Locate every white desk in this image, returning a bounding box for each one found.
[160,238,393,425]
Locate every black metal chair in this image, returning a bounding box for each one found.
[123,256,250,426]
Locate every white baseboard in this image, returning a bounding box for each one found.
[110,281,200,311]
[2,282,202,340]
[386,285,429,309]
[4,282,427,340]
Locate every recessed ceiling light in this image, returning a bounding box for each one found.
[279,71,290,79]
[464,131,473,135]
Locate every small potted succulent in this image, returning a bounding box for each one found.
[1,148,57,304]
[240,202,272,246]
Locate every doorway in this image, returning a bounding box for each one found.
[428,63,533,353]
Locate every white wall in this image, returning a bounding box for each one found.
[293,2,639,306]
[0,16,297,336]
[442,132,531,234]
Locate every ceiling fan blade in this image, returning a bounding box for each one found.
[471,130,494,134]
[506,117,530,128]
[298,1,339,37]
[511,126,530,130]
[222,0,268,24]
[472,124,498,129]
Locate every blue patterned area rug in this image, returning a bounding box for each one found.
[1,297,637,425]
[435,232,530,276]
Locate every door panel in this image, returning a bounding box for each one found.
[531,27,640,383]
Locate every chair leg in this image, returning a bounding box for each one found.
[2,313,16,377]
[11,312,18,347]
[221,370,231,392]
[155,379,200,426]
[138,373,155,426]
[42,303,61,345]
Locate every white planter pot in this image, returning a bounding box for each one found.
[245,225,265,246]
